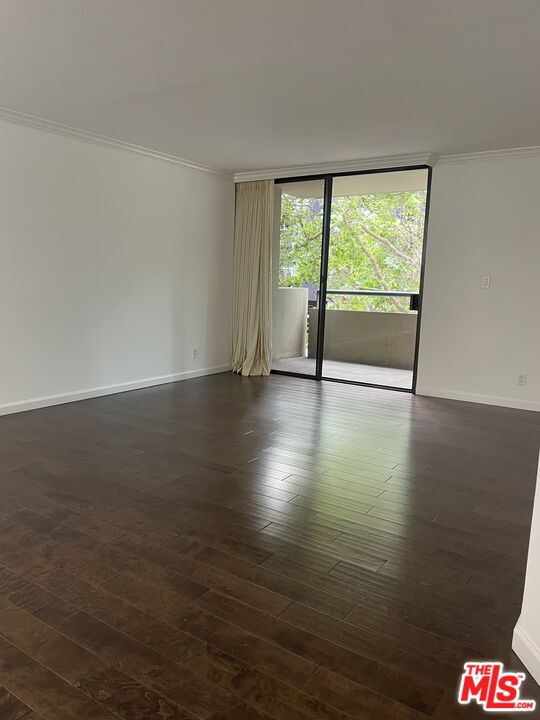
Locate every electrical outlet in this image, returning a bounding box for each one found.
[518,373,527,386]
[481,275,490,289]
[192,348,199,360]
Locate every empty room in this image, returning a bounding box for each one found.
[1,2,540,719]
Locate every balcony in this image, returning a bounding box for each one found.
[271,288,418,389]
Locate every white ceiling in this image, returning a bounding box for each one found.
[1,0,540,173]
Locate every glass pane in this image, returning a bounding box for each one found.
[322,169,428,389]
[271,179,325,377]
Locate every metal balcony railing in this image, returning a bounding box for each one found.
[316,289,419,311]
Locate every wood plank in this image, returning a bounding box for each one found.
[0,371,537,719]
[0,686,34,720]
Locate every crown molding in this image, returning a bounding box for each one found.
[0,106,232,179]
[3,104,539,179]
[438,145,540,165]
[235,144,540,182]
[234,153,437,183]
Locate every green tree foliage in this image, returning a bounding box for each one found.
[279,190,426,312]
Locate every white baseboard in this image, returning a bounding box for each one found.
[0,364,231,416]
[416,386,540,412]
[513,622,540,687]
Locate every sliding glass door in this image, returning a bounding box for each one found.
[271,167,431,392]
[322,170,428,389]
[271,178,325,377]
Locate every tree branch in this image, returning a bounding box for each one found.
[339,218,406,310]
[357,241,406,311]
[356,220,411,263]
[297,215,321,245]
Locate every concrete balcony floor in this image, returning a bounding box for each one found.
[271,356,413,389]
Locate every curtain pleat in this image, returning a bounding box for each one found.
[231,180,273,376]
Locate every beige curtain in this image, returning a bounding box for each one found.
[231,180,273,376]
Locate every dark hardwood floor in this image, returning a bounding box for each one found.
[0,371,539,719]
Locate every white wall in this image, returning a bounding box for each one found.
[0,120,234,414]
[514,454,540,684]
[417,155,540,411]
